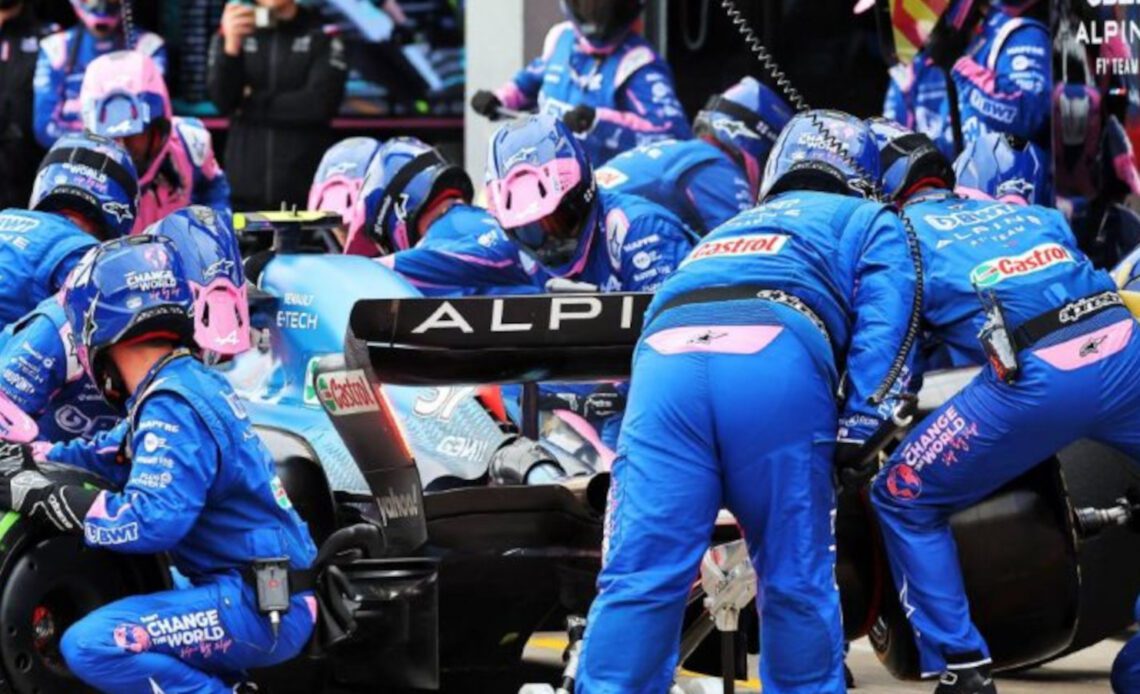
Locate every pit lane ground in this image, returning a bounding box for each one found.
[521,632,1124,692]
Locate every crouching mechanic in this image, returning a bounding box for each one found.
[470,0,689,163]
[0,205,248,446]
[868,120,1140,693]
[0,234,316,693]
[80,50,230,233]
[577,111,918,694]
[595,77,793,235]
[0,131,138,329]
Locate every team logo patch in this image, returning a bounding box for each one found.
[113,623,152,653]
[594,167,629,189]
[680,234,788,267]
[886,464,922,500]
[969,243,1074,288]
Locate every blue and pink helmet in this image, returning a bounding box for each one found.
[144,206,248,360]
[485,114,599,274]
[694,78,795,198]
[954,132,1049,206]
[62,235,193,409]
[760,110,881,201]
[357,137,474,254]
[308,137,382,255]
[79,50,172,189]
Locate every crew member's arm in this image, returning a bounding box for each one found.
[80,395,215,552]
[492,22,573,111]
[46,420,130,486]
[0,313,70,418]
[839,205,921,444]
[574,55,691,155]
[612,208,696,292]
[381,231,536,296]
[678,157,754,233]
[882,61,914,129]
[951,23,1049,139]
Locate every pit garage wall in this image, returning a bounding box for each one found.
[464,0,563,183]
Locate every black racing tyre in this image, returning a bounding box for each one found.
[0,516,168,694]
[1052,440,1140,658]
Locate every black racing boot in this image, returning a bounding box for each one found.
[933,663,996,694]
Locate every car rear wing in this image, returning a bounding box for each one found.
[343,292,653,386]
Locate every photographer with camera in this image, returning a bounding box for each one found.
[208,0,347,212]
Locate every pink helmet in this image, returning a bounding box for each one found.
[80,50,172,187]
[308,137,382,256]
[71,0,122,35]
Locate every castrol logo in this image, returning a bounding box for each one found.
[969,243,1074,288]
[316,369,379,415]
[680,234,789,267]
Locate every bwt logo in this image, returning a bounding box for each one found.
[86,522,140,546]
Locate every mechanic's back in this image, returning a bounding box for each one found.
[650,189,907,372]
[910,193,1114,365]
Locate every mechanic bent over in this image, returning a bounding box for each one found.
[577,111,918,694]
[594,76,793,236]
[0,236,316,693]
[869,120,1140,694]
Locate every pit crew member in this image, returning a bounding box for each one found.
[79,50,230,233]
[577,111,918,694]
[868,120,1140,694]
[470,0,690,164]
[594,77,793,235]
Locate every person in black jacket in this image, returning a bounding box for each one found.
[0,1,52,208]
[208,0,346,212]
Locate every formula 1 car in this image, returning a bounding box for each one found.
[0,213,1136,693]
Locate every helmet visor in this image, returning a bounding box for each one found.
[564,0,641,44]
[507,202,585,269]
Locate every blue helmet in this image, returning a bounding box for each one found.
[868,117,955,202]
[760,110,880,201]
[358,137,474,253]
[62,235,194,410]
[561,0,645,50]
[485,114,599,274]
[30,131,139,240]
[144,206,249,358]
[694,78,795,197]
[953,132,1049,206]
